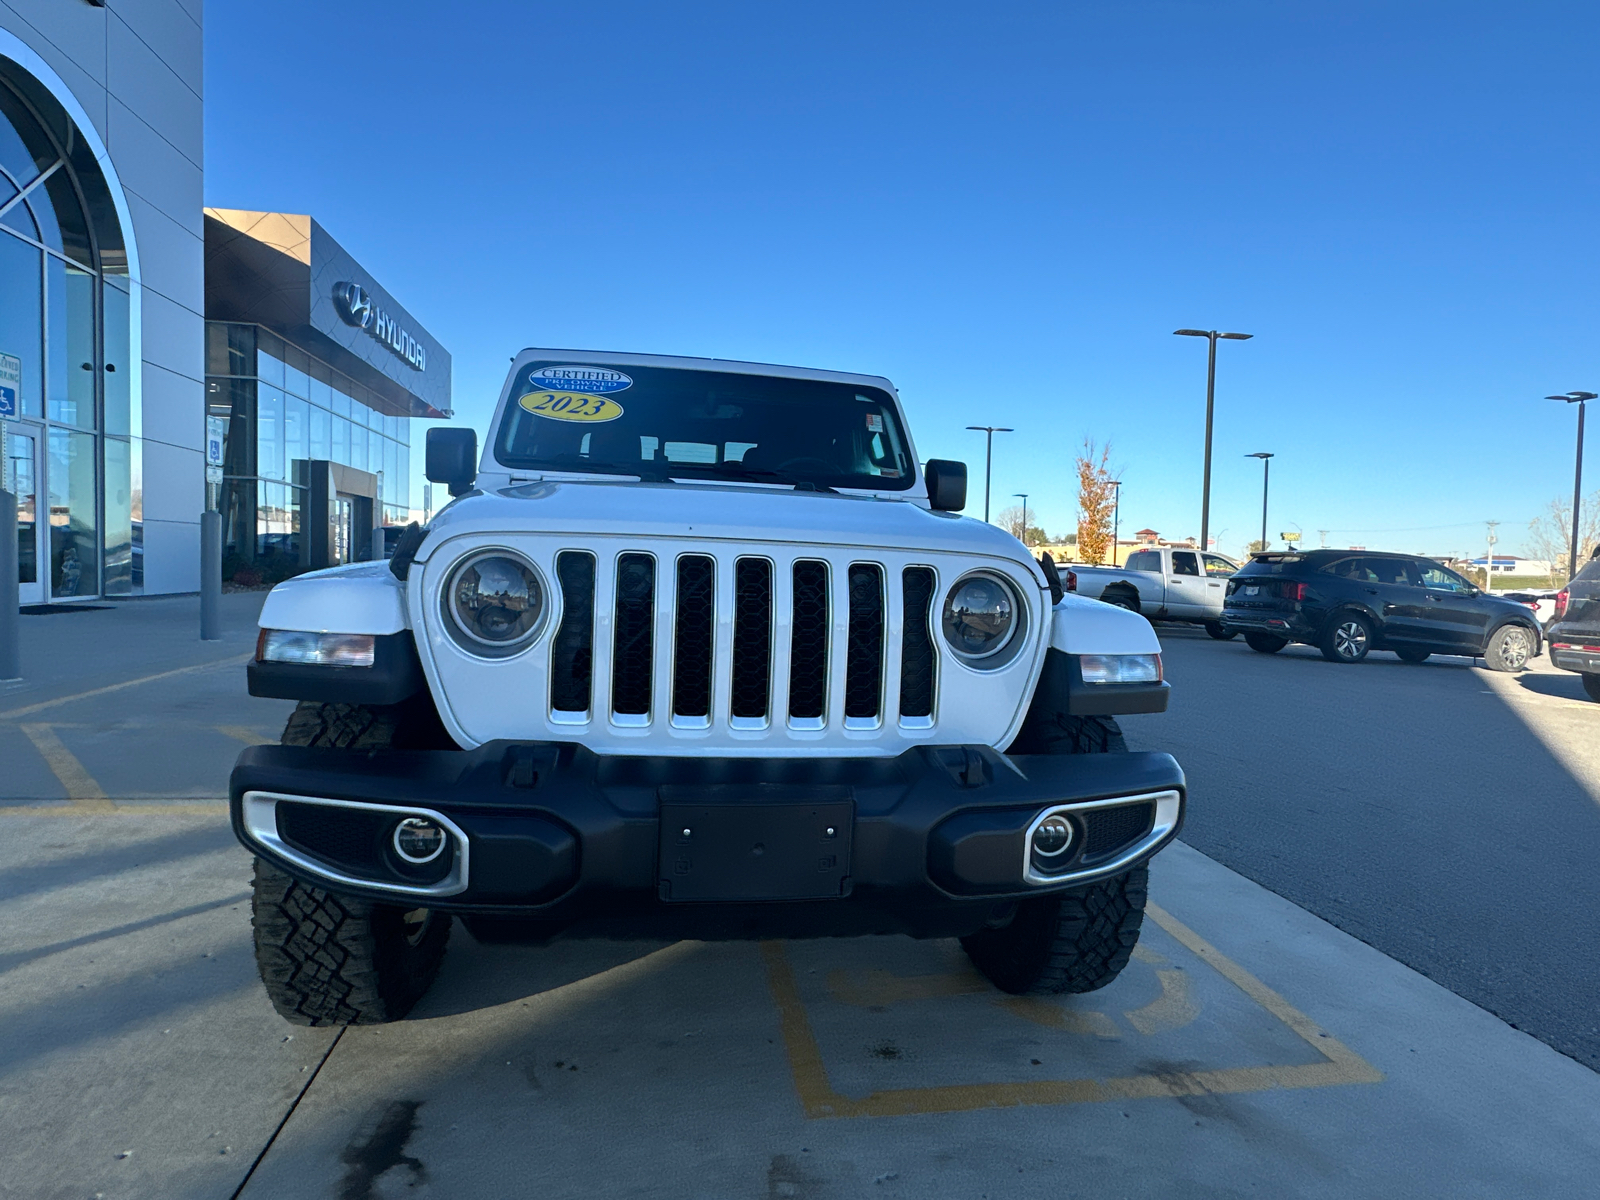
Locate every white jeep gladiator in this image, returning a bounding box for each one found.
[232,350,1184,1026]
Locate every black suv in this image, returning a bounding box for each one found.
[1222,550,1542,669]
[1545,547,1600,700]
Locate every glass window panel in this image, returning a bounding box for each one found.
[103,436,132,595]
[5,428,37,583]
[0,192,38,239]
[369,429,385,476]
[283,344,309,398]
[39,168,90,265]
[257,384,285,480]
[48,427,98,597]
[0,230,43,417]
[0,95,45,185]
[383,436,398,502]
[332,385,351,420]
[310,370,333,411]
[395,443,409,511]
[103,279,130,436]
[332,413,350,465]
[256,481,303,575]
[45,257,95,427]
[310,404,331,460]
[256,344,285,387]
[349,421,368,475]
[286,396,309,478]
[213,377,255,477]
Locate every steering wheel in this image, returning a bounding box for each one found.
[775,457,837,477]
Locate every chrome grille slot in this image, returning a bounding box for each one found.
[672,555,715,721]
[612,553,655,719]
[788,560,830,724]
[550,551,595,717]
[844,563,885,722]
[731,557,773,722]
[899,566,936,721]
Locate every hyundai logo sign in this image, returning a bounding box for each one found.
[332,281,426,372]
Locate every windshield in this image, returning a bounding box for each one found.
[494,361,914,490]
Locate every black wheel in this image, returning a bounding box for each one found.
[960,867,1148,995]
[1320,613,1373,663]
[974,712,1145,994]
[1483,624,1534,673]
[1101,589,1140,614]
[1395,648,1431,664]
[250,702,452,1026]
[1584,674,1600,702]
[1204,621,1237,641]
[1244,632,1288,654]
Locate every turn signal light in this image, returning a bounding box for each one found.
[258,629,376,667]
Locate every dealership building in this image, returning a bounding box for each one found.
[0,3,449,603]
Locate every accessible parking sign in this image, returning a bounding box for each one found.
[0,352,17,419]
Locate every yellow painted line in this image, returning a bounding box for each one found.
[0,801,229,817]
[0,653,253,721]
[19,724,112,812]
[761,901,1381,1120]
[217,725,276,746]
[1122,966,1200,1036]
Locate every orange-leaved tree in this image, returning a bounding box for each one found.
[1076,439,1119,565]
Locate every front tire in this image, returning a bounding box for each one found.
[1583,674,1600,702]
[1205,621,1238,641]
[1483,625,1533,673]
[250,702,452,1026]
[1395,648,1431,664]
[1244,632,1288,654]
[1321,613,1373,663]
[961,867,1148,995]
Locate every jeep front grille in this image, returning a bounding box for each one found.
[542,549,940,731]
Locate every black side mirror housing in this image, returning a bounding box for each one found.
[924,459,967,513]
[426,427,478,497]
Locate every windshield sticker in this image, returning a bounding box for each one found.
[528,365,632,393]
[865,412,884,432]
[519,391,625,423]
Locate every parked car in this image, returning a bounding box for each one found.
[1543,550,1600,701]
[1497,589,1561,627]
[232,349,1184,1026]
[1222,550,1543,669]
[1071,546,1241,637]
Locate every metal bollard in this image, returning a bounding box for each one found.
[200,509,222,641]
[372,525,385,563]
[0,489,19,680]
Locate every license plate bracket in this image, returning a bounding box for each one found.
[658,800,853,901]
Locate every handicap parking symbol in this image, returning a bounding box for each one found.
[0,352,18,419]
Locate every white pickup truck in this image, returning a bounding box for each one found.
[1071,546,1241,639]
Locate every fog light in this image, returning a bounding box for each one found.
[1031,814,1075,858]
[393,817,447,864]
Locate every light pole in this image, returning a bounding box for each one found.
[1109,479,1122,565]
[1246,452,1273,554]
[1546,392,1597,582]
[966,425,1014,522]
[1485,521,1499,593]
[1175,328,1253,553]
[1013,492,1029,546]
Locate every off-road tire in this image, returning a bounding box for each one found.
[1009,712,1127,755]
[250,701,451,1025]
[1395,648,1431,664]
[1205,621,1238,640]
[1583,674,1600,702]
[1320,613,1373,664]
[252,860,450,1025]
[1244,632,1288,654]
[960,867,1148,995]
[1483,624,1534,673]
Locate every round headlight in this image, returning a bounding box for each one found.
[446,552,545,652]
[942,572,1019,660]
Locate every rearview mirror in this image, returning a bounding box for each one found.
[924,459,967,513]
[426,427,478,497]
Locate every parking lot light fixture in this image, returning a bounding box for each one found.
[1246,453,1274,554]
[1546,392,1598,582]
[1175,329,1253,554]
[1014,492,1030,546]
[966,426,1014,523]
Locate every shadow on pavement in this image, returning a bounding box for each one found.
[0,822,236,904]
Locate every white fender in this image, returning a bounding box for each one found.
[257,562,409,635]
[1048,592,1162,656]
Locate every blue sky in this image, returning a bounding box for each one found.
[204,1,1600,561]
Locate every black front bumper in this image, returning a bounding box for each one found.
[230,742,1184,940]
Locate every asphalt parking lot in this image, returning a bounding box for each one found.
[3,598,1599,1198]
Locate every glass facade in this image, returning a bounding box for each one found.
[206,322,411,584]
[0,72,135,600]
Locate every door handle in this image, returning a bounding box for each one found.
[1364,588,1379,595]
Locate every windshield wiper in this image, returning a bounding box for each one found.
[667,464,839,493]
[529,456,676,483]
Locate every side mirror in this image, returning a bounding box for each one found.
[426,427,478,497]
[924,459,967,513]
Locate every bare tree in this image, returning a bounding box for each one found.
[1075,439,1119,565]
[1527,491,1600,580]
[997,505,1046,547]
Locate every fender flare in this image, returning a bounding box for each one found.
[1485,616,1543,655]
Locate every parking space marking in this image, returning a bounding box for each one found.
[762,901,1382,1119]
[217,725,276,746]
[0,652,253,721]
[19,724,112,812]
[0,801,229,817]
